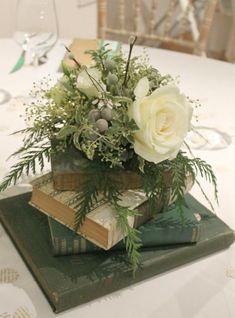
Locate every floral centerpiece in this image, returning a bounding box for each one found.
[0,37,217,272]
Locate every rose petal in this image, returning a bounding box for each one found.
[134,77,149,99]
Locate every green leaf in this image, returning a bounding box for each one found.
[73,131,81,150]
[61,61,70,76]
[113,96,132,104]
[56,125,77,139]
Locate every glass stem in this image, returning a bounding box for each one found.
[31,52,39,68]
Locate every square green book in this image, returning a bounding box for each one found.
[0,192,234,313]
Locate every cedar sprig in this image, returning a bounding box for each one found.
[72,162,143,274]
[73,180,100,232]
[141,162,169,216]
[115,203,142,275]
[0,143,51,192]
[172,152,218,211]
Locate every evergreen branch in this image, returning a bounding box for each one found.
[195,179,215,211]
[73,180,99,232]
[190,156,218,206]
[8,127,48,159]
[176,152,218,208]
[101,171,142,274]
[116,204,142,275]
[0,143,51,192]
[169,158,191,220]
[72,162,143,273]
[141,163,169,215]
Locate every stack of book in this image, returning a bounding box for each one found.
[29,173,200,255]
[0,176,234,313]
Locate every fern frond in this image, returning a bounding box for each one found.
[0,143,51,192]
[115,204,142,275]
[73,181,99,231]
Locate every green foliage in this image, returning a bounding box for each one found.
[0,143,51,192]
[71,162,142,273]
[116,204,142,274]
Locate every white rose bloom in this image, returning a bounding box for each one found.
[128,77,193,164]
[76,67,105,97]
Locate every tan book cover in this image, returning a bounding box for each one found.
[63,38,99,68]
[29,173,149,250]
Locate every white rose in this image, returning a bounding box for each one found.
[76,67,105,97]
[128,77,193,164]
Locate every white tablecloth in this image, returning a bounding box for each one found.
[0,38,235,318]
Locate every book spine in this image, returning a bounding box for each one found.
[49,220,200,256]
[50,235,101,255]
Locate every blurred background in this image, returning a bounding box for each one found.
[0,0,234,61]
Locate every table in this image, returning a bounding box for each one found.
[0,38,235,318]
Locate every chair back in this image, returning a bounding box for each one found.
[97,0,218,55]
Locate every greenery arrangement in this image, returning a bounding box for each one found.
[0,37,218,273]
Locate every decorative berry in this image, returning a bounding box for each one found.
[104,59,116,71]
[101,107,113,121]
[96,118,108,133]
[107,73,118,86]
[88,109,101,123]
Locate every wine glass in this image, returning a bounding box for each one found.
[0,89,11,105]
[13,0,58,67]
[186,126,232,151]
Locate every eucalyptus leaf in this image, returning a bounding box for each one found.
[113,96,132,104]
[57,125,77,139]
[73,131,81,150]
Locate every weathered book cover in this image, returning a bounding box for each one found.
[0,192,234,313]
[48,203,201,256]
[30,173,150,250]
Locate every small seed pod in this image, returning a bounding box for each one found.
[96,118,109,133]
[104,58,116,71]
[128,35,136,45]
[68,52,74,60]
[88,109,101,123]
[101,107,113,121]
[107,73,118,86]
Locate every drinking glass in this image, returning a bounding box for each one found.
[186,126,232,151]
[13,0,58,67]
[0,89,11,105]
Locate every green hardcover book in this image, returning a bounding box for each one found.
[48,203,201,256]
[0,192,234,313]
